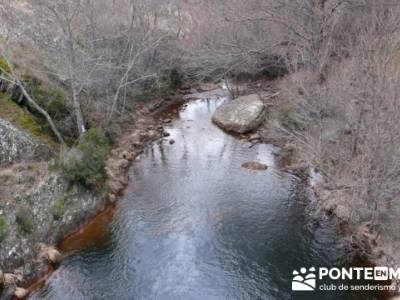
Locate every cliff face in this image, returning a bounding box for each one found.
[0,118,109,296]
[0,119,52,166]
[0,171,110,273]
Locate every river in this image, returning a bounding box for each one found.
[30,90,380,300]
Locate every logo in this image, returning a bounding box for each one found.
[291,266,400,292]
[292,267,316,291]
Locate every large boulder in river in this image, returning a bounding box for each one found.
[0,119,52,166]
[212,94,266,133]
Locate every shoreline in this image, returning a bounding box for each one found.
[0,94,186,299]
[5,83,394,299]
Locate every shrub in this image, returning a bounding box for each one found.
[23,76,71,119]
[159,68,184,96]
[0,216,9,242]
[60,128,112,188]
[52,197,66,221]
[276,104,304,130]
[16,208,34,234]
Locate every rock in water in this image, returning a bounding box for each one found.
[241,161,268,171]
[212,94,266,133]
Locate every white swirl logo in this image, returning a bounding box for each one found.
[292,267,316,291]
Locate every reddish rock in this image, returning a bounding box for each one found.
[282,143,296,153]
[241,161,268,171]
[108,180,124,194]
[37,243,62,265]
[121,151,134,161]
[117,159,130,170]
[14,287,29,299]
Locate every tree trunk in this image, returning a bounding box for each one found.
[66,26,86,137]
[71,81,86,136]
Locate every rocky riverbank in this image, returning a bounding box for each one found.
[246,78,396,297]
[214,78,391,278]
[0,93,184,298]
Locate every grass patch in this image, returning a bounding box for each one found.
[0,216,9,242]
[0,57,11,74]
[0,93,57,145]
[52,196,66,221]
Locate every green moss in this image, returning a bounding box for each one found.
[16,208,34,234]
[52,197,66,221]
[0,57,11,74]
[0,93,57,145]
[0,216,9,242]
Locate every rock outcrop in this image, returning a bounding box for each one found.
[0,171,110,286]
[212,94,266,133]
[0,119,52,166]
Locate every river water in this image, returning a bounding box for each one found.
[30,91,379,300]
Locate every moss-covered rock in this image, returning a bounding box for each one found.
[0,57,11,74]
[0,93,57,146]
[51,196,66,221]
[0,216,8,243]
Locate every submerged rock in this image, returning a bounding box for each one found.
[241,161,268,171]
[0,119,52,166]
[212,94,266,133]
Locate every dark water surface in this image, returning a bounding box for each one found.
[31,93,379,300]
